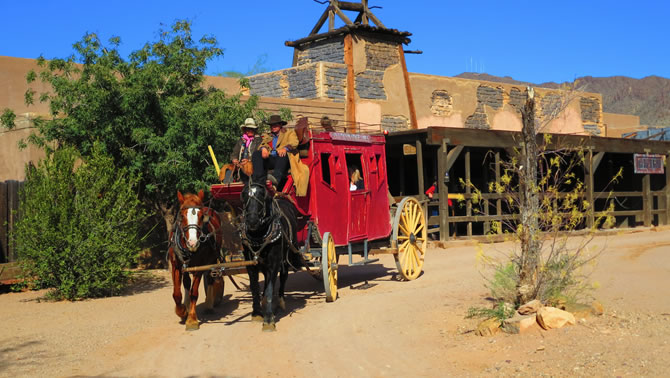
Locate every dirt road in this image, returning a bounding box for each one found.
[2,228,669,377]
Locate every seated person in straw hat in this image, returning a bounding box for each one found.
[252,114,299,190]
[229,118,262,183]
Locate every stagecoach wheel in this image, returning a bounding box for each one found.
[392,197,427,281]
[321,232,338,302]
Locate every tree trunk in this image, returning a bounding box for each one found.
[517,87,541,305]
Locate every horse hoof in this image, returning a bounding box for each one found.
[251,315,264,323]
[185,321,200,331]
[278,298,286,311]
[262,322,277,332]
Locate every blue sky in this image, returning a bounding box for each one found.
[2,1,668,84]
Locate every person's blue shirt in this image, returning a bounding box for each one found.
[270,133,279,157]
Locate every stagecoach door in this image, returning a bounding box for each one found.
[346,153,368,240]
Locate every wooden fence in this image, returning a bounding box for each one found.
[0,180,22,264]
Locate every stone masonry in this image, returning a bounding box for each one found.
[295,38,345,66]
[324,65,347,100]
[356,70,386,100]
[541,93,563,119]
[286,67,317,99]
[430,90,453,116]
[508,87,526,112]
[381,115,409,131]
[580,97,601,124]
[365,38,399,71]
[249,73,284,97]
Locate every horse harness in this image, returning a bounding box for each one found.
[240,184,300,263]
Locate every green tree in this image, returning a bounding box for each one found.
[15,145,145,299]
[1,21,261,234]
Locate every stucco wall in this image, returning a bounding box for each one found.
[603,112,641,137]
[409,73,604,135]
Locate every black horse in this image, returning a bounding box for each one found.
[240,180,302,331]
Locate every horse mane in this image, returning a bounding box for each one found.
[180,193,203,208]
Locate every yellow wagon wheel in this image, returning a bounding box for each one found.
[321,232,338,302]
[392,197,427,280]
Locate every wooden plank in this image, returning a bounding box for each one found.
[366,10,386,28]
[438,138,449,241]
[0,182,7,263]
[398,45,418,129]
[337,1,365,12]
[344,34,356,133]
[593,151,605,172]
[328,8,334,31]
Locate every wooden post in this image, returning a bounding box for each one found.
[586,148,595,228]
[643,173,651,227]
[344,34,356,133]
[495,151,502,234]
[438,138,449,241]
[416,140,424,198]
[398,45,418,129]
[465,148,472,237]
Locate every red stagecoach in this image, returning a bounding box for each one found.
[209,120,427,302]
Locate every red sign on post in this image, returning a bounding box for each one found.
[633,154,665,174]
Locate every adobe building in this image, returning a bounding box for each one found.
[248,1,606,137]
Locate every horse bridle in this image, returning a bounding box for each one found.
[176,206,215,252]
[243,183,270,223]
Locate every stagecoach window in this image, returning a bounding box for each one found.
[346,153,365,191]
[320,153,332,186]
[376,153,384,189]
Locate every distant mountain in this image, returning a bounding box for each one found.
[455,73,670,127]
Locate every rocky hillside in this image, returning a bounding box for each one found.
[456,73,670,127]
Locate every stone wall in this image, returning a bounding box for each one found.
[364,38,399,71]
[295,38,345,66]
[355,70,386,100]
[249,72,285,98]
[324,65,347,101]
[430,90,453,116]
[286,67,317,99]
[381,115,408,131]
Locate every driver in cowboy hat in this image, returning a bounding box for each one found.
[229,117,262,182]
[251,114,299,190]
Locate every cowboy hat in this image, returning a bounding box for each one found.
[239,118,258,129]
[265,114,287,126]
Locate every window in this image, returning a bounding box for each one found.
[346,153,365,191]
[320,153,332,186]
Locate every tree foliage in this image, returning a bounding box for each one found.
[2,20,261,231]
[14,145,145,300]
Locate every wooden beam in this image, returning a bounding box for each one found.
[586,148,595,228]
[361,0,369,25]
[310,8,331,36]
[337,1,365,11]
[446,145,464,171]
[398,46,418,129]
[328,8,335,31]
[344,34,356,133]
[332,4,354,26]
[366,10,386,28]
[416,140,424,198]
[438,138,449,241]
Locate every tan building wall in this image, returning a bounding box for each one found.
[409,73,604,135]
[603,112,641,137]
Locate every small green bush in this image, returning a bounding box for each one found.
[13,145,145,300]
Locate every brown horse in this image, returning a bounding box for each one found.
[168,190,225,331]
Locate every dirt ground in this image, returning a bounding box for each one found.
[1,227,669,377]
